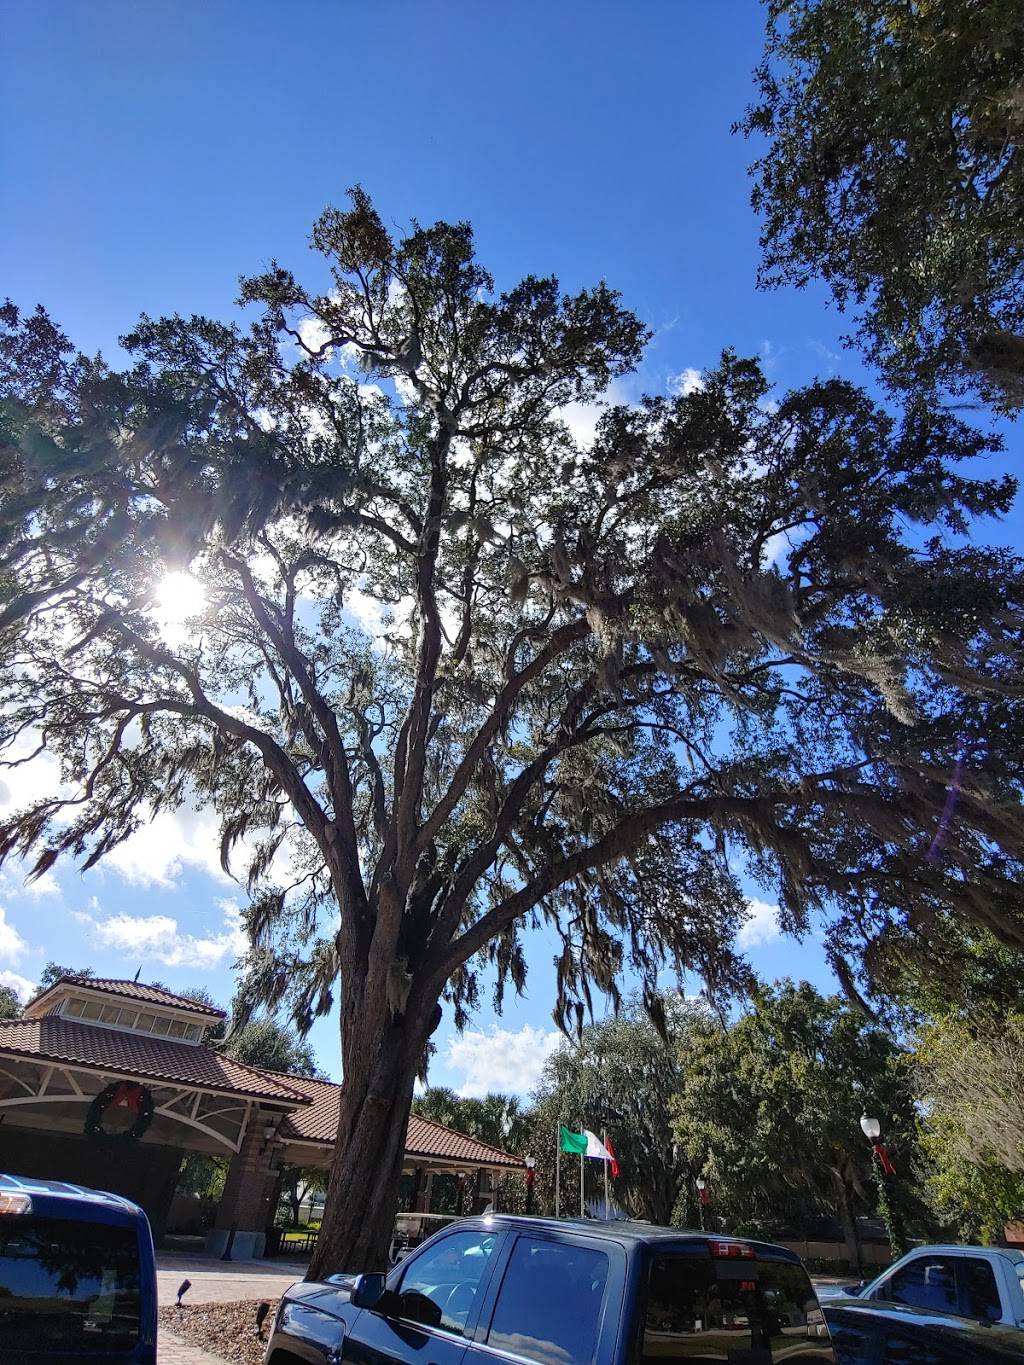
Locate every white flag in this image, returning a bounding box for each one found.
[583,1130,612,1161]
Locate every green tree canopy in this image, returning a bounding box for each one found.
[742,0,1024,411]
[916,1011,1024,1240]
[3,193,1024,1272]
[673,982,921,1267]
[412,1087,530,1153]
[0,984,19,1019]
[221,1014,323,1077]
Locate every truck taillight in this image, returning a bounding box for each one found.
[0,1192,32,1215]
[709,1240,756,1259]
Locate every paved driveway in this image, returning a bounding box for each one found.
[157,1250,307,1306]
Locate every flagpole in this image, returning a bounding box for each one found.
[555,1127,560,1218]
[603,1128,609,1220]
[580,1127,585,1218]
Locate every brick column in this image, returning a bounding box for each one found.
[205,1109,281,1259]
[412,1166,434,1213]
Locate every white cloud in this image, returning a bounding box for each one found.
[76,898,247,971]
[737,898,782,949]
[104,807,229,889]
[557,378,634,451]
[0,969,35,1003]
[297,316,331,355]
[668,367,704,398]
[0,740,65,818]
[446,1025,562,1098]
[23,871,59,899]
[0,907,28,963]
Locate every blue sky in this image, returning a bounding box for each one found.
[4,1,1022,1095]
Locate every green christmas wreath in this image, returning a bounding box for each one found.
[84,1080,155,1144]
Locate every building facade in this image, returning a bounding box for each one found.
[0,975,524,1259]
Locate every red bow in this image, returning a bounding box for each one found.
[110,1082,144,1115]
[872,1141,897,1176]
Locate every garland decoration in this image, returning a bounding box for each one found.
[84,1080,155,1144]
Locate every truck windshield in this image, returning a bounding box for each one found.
[0,1215,140,1354]
[643,1254,833,1364]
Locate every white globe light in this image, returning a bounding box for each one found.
[860,1113,881,1140]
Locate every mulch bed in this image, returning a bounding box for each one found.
[159,1299,278,1365]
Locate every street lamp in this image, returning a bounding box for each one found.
[860,1113,881,1141]
[524,1156,536,1215]
[695,1177,707,1232]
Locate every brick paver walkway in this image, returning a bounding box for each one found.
[159,1329,231,1364]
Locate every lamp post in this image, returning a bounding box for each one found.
[695,1177,707,1232]
[859,1112,906,1258]
[524,1156,536,1216]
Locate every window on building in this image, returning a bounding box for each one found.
[487,1237,608,1365]
[135,1013,157,1032]
[151,1017,172,1036]
[64,998,86,1018]
[184,1024,202,1041]
[168,1020,187,1038]
[79,1001,102,1020]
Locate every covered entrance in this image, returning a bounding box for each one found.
[0,975,524,1259]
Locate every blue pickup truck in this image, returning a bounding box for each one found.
[264,1214,836,1365]
[0,1172,157,1363]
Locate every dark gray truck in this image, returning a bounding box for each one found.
[264,1214,835,1365]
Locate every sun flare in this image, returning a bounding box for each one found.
[156,571,207,619]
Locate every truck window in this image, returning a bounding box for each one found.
[880,1256,958,1315]
[642,1254,832,1364]
[0,1215,140,1354]
[487,1236,608,1365]
[397,1230,497,1336]
[960,1258,1001,1323]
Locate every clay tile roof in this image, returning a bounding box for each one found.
[38,977,226,1018]
[0,1016,308,1105]
[277,1075,524,1169]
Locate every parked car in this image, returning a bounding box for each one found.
[825,1297,1024,1363]
[264,1213,836,1364]
[0,1172,157,1363]
[837,1244,1024,1329]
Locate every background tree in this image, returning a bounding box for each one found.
[279,1164,328,1229]
[412,1087,530,1152]
[4,194,1024,1274]
[0,984,19,1019]
[220,1014,323,1077]
[35,962,95,993]
[412,1087,531,1214]
[530,995,699,1224]
[916,1011,1024,1243]
[673,982,921,1268]
[741,0,1024,411]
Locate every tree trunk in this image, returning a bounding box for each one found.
[306,981,430,1279]
[834,1174,862,1274]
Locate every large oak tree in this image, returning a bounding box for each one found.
[2,192,1024,1273]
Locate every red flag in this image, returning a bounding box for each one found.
[605,1136,620,1180]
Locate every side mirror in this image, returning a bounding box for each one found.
[351,1273,387,1309]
